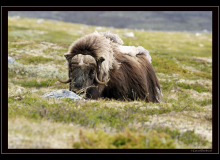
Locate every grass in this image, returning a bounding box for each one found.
[20,55,53,65]
[8,16,212,149]
[73,129,177,149]
[176,83,210,93]
[12,78,57,88]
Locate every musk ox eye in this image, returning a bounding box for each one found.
[89,69,95,79]
[90,69,95,75]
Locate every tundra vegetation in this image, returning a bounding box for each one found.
[8,17,212,149]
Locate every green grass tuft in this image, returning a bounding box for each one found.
[72,129,176,149]
[177,83,210,93]
[21,56,53,65]
[13,78,57,88]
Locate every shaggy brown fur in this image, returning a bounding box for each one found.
[62,31,162,102]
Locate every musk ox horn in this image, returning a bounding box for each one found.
[95,57,110,85]
[57,78,71,84]
[95,72,110,85]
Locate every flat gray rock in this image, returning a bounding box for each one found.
[8,56,15,63]
[42,89,84,101]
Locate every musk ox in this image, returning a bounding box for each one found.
[58,31,162,103]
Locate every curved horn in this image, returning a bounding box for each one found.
[57,78,71,84]
[94,57,110,85]
[95,72,110,85]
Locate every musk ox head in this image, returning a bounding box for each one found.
[58,31,116,96]
[58,54,109,94]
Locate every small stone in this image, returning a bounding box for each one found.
[8,56,15,63]
[16,88,22,94]
[37,19,44,24]
[195,33,201,36]
[124,32,135,37]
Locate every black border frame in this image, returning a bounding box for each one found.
[2,6,219,154]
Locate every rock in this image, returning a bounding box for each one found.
[37,19,44,24]
[124,32,135,37]
[8,56,15,63]
[16,88,22,94]
[195,33,201,37]
[95,27,103,30]
[42,89,84,101]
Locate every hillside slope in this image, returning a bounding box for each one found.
[8,11,212,32]
[8,17,212,149]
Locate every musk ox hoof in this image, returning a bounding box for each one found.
[42,89,84,101]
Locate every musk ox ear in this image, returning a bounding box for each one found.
[96,57,105,65]
[64,54,72,61]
